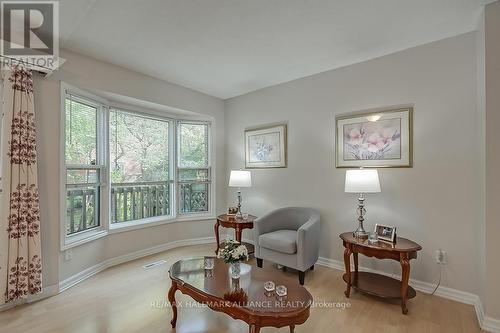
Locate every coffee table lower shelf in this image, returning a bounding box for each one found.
[342,271,416,299]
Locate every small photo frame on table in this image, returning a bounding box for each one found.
[375,224,397,243]
[336,107,413,168]
[228,207,238,216]
[245,123,287,169]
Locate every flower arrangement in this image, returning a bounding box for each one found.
[219,239,249,264]
[344,123,401,160]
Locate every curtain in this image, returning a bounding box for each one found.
[0,64,42,303]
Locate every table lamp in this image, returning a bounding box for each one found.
[229,170,252,218]
[345,169,381,238]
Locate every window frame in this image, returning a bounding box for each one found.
[61,87,109,250]
[176,121,212,215]
[108,107,174,227]
[60,83,216,250]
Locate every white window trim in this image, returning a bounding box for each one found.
[60,82,216,250]
[176,120,213,216]
[60,83,109,250]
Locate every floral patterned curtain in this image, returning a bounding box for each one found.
[0,65,42,303]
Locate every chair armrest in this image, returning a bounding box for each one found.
[297,215,321,271]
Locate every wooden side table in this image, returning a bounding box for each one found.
[340,232,422,314]
[215,214,257,255]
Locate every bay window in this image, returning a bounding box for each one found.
[62,86,214,248]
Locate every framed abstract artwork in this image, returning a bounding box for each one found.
[336,107,413,168]
[245,123,287,168]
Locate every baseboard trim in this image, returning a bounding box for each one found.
[0,284,59,312]
[476,300,500,333]
[59,236,215,292]
[483,317,500,333]
[317,256,500,333]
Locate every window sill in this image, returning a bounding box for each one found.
[62,229,108,251]
[108,213,216,234]
[61,215,216,250]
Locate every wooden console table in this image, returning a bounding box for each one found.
[340,232,422,314]
[215,214,257,255]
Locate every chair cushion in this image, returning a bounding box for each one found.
[259,230,297,254]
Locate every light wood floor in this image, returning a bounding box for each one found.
[0,244,482,333]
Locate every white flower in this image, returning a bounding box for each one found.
[230,245,248,261]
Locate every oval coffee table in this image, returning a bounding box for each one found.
[168,257,312,333]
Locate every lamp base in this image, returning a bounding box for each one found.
[354,194,369,239]
[236,189,242,218]
[353,229,369,239]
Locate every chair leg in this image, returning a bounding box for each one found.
[298,271,305,285]
[310,265,314,271]
[256,258,263,268]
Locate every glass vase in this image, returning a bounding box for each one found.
[230,262,241,279]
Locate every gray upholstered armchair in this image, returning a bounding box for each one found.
[253,207,321,285]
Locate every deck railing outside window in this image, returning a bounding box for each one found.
[66,186,98,235]
[110,182,170,223]
[66,181,210,232]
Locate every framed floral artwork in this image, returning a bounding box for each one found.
[245,123,287,168]
[336,107,413,168]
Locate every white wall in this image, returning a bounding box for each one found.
[33,49,225,284]
[475,7,487,315]
[484,0,500,320]
[225,32,483,295]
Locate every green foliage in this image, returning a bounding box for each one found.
[65,99,209,185]
[110,110,169,183]
[179,123,208,168]
[65,99,97,165]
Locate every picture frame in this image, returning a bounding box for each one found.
[374,223,397,243]
[336,107,413,168]
[245,123,287,169]
[228,206,238,216]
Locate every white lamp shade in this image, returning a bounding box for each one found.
[229,170,252,187]
[345,169,381,193]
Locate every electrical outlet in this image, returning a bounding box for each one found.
[64,249,73,261]
[435,249,447,264]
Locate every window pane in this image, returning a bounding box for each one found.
[66,169,99,185]
[110,110,169,182]
[110,110,171,223]
[178,123,208,168]
[66,186,99,235]
[65,98,97,165]
[179,169,209,181]
[180,183,209,213]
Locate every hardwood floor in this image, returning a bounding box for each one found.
[0,244,482,333]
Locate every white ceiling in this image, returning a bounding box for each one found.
[60,0,492,99]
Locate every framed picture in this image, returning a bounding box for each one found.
[228,206,238,216]
[374,223,397,243]
[336,107,413,168]
[245,123,287,168]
